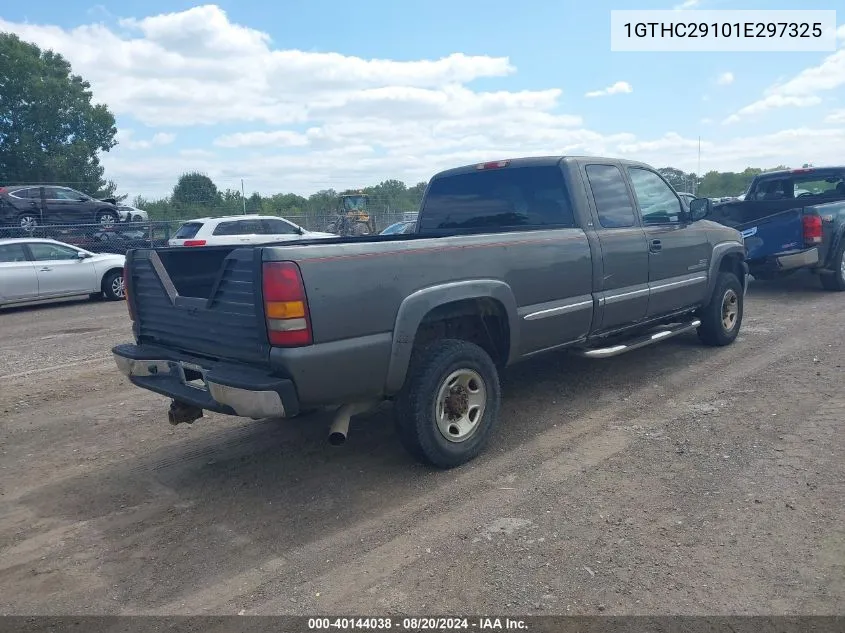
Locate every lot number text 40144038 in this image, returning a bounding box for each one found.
[307,617,529,630]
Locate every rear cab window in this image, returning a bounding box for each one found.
[174,222,203,239]
[750,169,845,201]
[418,164,576,234]
[585,164,637,228]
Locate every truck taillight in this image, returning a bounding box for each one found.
[802,215,822,245]
[183,240,206,247]
[262,262,312,346]
[124,263,136,321]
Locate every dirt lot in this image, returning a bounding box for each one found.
[0,274,843,616]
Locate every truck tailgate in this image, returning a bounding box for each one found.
[127,246,269,364]
[713,206,804,261]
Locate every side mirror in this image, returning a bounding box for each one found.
[688,197,711,222]
[77,251,92,259]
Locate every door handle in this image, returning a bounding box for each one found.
[650,239,662,252]
[39,266,52,271]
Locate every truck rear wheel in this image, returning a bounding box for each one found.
[394,339,501,469]
[697,272,744,346]
[820,242,845,291]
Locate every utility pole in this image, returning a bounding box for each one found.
[241,179,246,214]
[697,136,701,195]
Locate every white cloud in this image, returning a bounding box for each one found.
[726,45,845,121]
[716,72,734,86]
[179,149,218,159]
[214,130,309,148]
[584,81,633,98]
[116,129,176,150]
[723,95,823,124]
[0,5,518,128]
[96,125,845,198]
[674,0,700,9]
[825,109,845,124]
[3,5,845,199]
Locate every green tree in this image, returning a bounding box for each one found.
[172,172,220,207]
[408,181,427,205]
[657,167,688,191]
[0,33,117,188]
[246,192,262,213]
[307,189,338,215]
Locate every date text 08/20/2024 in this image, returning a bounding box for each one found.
[307,617,528,630]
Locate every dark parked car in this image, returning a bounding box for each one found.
[0,185,121,230]
[379,220,416,235]
[677,192,696,208]
[113,155,747,469]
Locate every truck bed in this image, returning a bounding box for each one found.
[126,228,594,370]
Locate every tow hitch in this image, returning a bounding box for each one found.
[168,400,204,425]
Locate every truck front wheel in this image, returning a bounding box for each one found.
[697,272,744,346]
[394,339,501,469]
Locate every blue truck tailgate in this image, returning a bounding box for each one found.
[725,208,805,261]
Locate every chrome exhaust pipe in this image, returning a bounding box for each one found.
[328,401,379,445]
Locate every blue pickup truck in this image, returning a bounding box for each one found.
[707,166,845,291]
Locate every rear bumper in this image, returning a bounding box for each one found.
[776,247,820,270]
[750,246,819,273]
[112,343,299,419]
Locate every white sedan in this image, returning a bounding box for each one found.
[116,205,149,223]
[168,214,335,247]
[0,238,126,308]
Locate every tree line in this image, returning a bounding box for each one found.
[656,166,790,199]
[133,172,429,221]
[2,31,794,221]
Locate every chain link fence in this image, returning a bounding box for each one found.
[0,181,421,254]
[0,214,416,255]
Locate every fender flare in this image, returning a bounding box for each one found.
[706,241,747,297]
[384,280,520,394]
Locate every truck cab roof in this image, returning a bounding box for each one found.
[430,155,655,180]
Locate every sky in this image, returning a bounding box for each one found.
[1,0,844,199]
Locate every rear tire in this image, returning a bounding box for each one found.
[18,213,39,232]
[394,339,501,469]
[102,269,125,301]
[697,272,744,346]
[820,241,845,291]
[96,210,118,228]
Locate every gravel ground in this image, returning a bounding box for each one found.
[0,274,843,616]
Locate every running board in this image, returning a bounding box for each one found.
[574,319,701,359]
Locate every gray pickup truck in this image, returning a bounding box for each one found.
[113,156,748,468]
